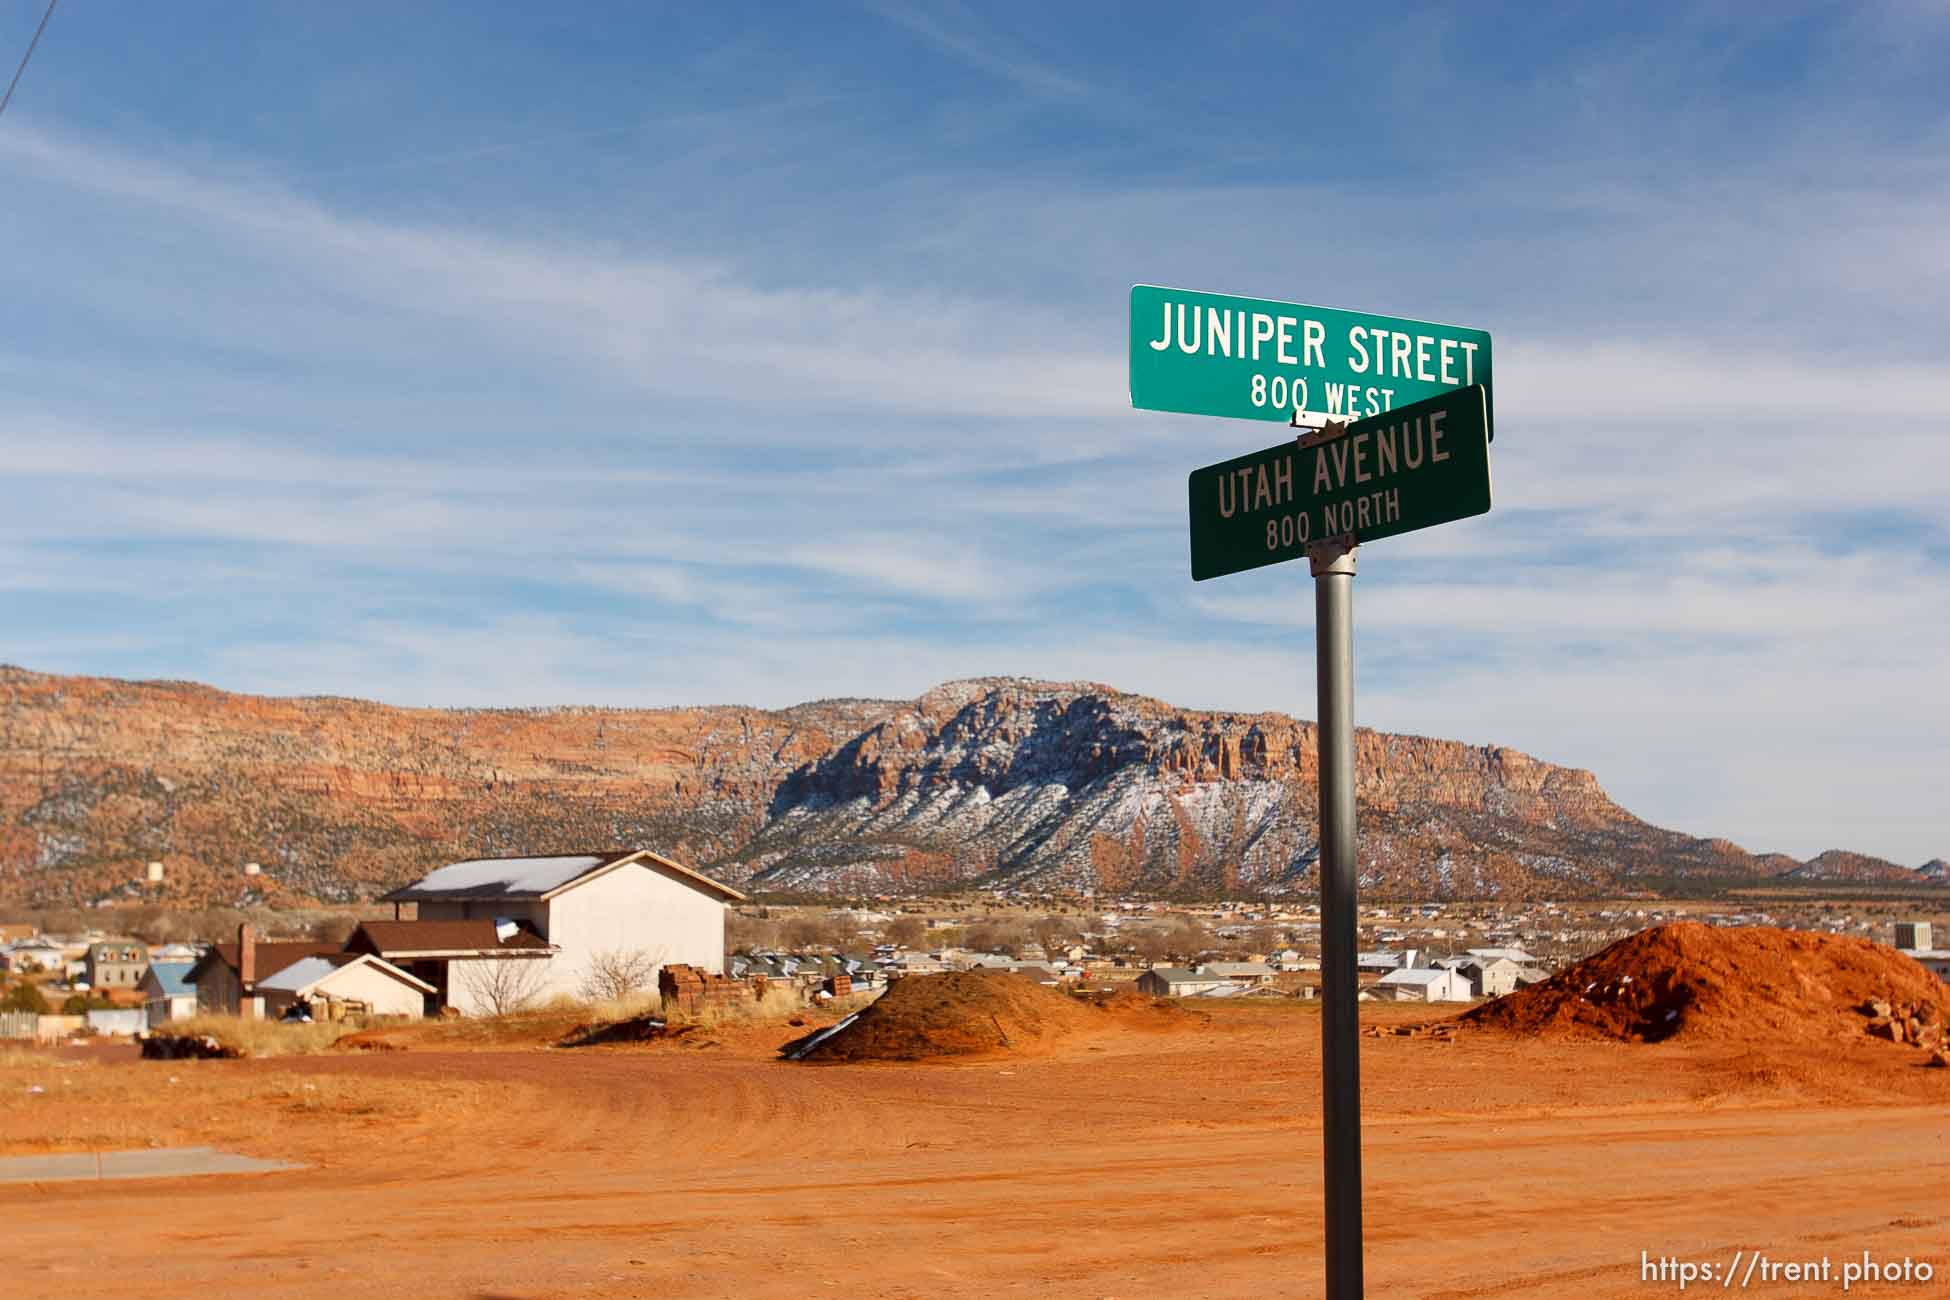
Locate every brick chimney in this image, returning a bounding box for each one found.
[238,922,257,989]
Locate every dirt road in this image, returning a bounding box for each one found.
[5,1005,1946,1298]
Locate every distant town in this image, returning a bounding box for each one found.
[5,854,1947,1039]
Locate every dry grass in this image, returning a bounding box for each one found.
[345,1001,614,1051]
[0,1046,79,1069]
[163,1014,357,1057]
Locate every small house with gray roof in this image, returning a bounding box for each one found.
[140,961,198,1027]
[255,953,436,1020]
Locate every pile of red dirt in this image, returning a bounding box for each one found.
[1460,923,1950,1045]
[790,971,1200,1062]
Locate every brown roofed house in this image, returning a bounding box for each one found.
[345,919,554,1017]
[376,849,743,1016]
[185,924,338,1019]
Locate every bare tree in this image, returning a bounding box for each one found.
[966,922,1029,957]
[577,948,665,1002]
[1165,921,1214,964]
[727,912,780,954]
[1031,915,1080,956]
[455,958,549,1017]
[308,914,359,945]
[782,913,847,952]
[1130,927,1174,964]
[883,915,926,948]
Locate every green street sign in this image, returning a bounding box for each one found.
[1131,284,1493,436]
[1188,385,1492,581]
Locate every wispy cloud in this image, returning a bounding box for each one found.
[867,2,1094,100]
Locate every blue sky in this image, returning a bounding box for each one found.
[2,2,1946,866]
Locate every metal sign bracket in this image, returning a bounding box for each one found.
[1295,417,1350,448]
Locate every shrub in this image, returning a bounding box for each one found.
[1,981,50,1014]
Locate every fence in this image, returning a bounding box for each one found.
[0,1010,35,1040]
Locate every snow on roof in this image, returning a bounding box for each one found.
[1378,968,1451,985]
[390,854,610,899]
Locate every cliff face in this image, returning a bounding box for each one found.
[0,665,1905,906]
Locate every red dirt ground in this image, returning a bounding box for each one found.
[3,995,1948,1298]
[1461,922,1950,1043]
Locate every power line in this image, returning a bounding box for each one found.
[0,0,60,124]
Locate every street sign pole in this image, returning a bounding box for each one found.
[1309,535,1363,1300]
[1144,284,1494,1300]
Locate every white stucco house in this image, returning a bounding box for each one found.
[1375,967,1474,1002]
[256,953,436,1020]
[1437,954,1525,998]
[377,849,746,1016]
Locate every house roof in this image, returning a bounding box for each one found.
[1144,967,1212,984]
[1378,968,1453,985]
[144,961,196,998]
[87,941,146,960]
[381,849,746,904]
[189,941,340,989]
[256,952,437,998]
[1465,947,1536,964]
[349,919,553,958]
[1202,962,1274,977]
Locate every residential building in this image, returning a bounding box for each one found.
[84,941,149,990]
[1895,921,1934,952]
[140,961,198,1027]
[1135,968,1228,997]
[256,954,435,1020]
[1447,955,1524,998]
[1906,949,1950,986]
[379,849,744,1016]
[1,940,64,973]
[345,920,554,1017]
[1464,946,1538,968]
[186,926,340,1018]
[1201,961,1276,986]
[1375,967,1473,1002]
